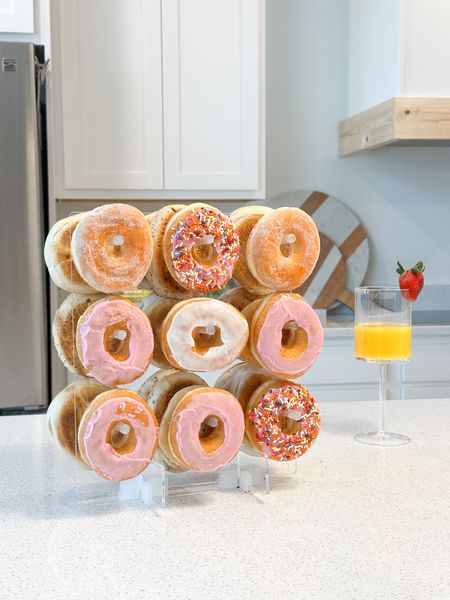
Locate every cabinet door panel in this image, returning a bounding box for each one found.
[0,0,33,33]
[162,0,260,190]
[59,0,163,189]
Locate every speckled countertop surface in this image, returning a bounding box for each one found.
[1,399,449,600]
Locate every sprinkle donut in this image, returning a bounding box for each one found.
[78,389,158,481]
[139,205,198,299]
[76,296,154,386]
[162,203,240,293]
[246,207,320,290]
[159,385,244,472]
[71,204,153,293]
[246,380,320,461]
[161,298,249,372]
[248,293,324,378]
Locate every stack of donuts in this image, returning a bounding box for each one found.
[45,202,323,483]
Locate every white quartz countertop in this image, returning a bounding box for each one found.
[1,398,449,600]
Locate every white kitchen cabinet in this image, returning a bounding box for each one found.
[162,0,260,190]
[54,0,164,190]
[0,0,34,33]
[50,0,264,197]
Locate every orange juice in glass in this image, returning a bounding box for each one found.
[354,287,412,446]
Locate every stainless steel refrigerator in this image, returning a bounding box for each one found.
[0,42,48,411]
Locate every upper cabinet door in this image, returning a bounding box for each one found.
[0,0,34,33]
[162,0,261,190]
[58,0,163,189]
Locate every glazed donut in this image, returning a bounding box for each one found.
[47,379,109,467]
[76,296,154,386]
[138,368,207,471]
[78,389,158,481]
[139,294,177,368]
[230,206,274,295]
[140,205,197,299]
[163,203,240,293]
[246,380,320,461]
[71,204,153,293]
[215,363,272,448]
[246,207,320,290]
[52,292,103,376]
[159,385,244,472]
[248,293,323,378]
[219,286,262,312]
[44,214,96,294]
[161,298,248,372]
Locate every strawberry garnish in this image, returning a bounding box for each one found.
[396,261,425,302]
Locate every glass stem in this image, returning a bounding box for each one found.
[378,363,387,434]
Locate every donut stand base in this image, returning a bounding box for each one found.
[117,453,297,508]
[72,453,297,509]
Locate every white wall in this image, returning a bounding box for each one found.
[347,0,403,115]
[266,0,450,289]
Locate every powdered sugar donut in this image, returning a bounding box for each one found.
[162,203,240,293]
[159,385,244,472]
[161,298,248,372]
[44,215,96,294]
[78,389,158,481]
[246,207,320,290]
[230,206,274,295]
[76,297,154,386]
[246,380,320,461]
[248,293,323,378]
[71,204,153,293]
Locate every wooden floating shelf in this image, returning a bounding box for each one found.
[339,97,450,156]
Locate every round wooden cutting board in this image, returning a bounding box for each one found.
[297,233,355,310]
[299,191,369,309]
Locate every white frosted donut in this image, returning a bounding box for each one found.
[161,298,249,372]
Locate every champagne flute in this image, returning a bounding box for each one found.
[354,286,412,446]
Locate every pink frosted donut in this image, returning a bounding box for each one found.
[76,297,154,386]
[249,293,323,378]
[162,203,240,292]
[161,386,244,472]
[78,390,158,481]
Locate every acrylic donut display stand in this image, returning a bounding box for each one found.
[44,203,324,509]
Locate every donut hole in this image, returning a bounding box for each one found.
[281,321,308,359]
[104,323,130,361]
[192,326,223,355]
[107,234,126,258]
[192,237,218,267]
[278,411,303,436]
[280,233,297,258]
[198,415,224,453]
[107,420,137,455]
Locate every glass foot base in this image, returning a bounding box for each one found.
[354,431,410,447]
